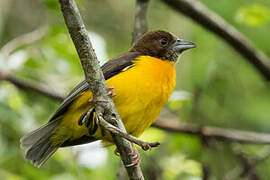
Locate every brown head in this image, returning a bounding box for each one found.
[130,30,195,62]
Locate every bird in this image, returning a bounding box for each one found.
[20,30,195,167]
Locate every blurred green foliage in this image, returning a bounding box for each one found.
[0,0,270,179]
[235,4,270,26]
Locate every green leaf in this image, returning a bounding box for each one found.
[235,4,270,26]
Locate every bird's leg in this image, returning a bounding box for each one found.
[114,147,141,167]
[79,86,115,129]
[88,86,115,102]
[78,108,94,126]
[78,109,99,136]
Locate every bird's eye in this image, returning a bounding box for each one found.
[159,38,168,46]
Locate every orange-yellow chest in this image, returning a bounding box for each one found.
[55,56,176,144]
[105,56,176,137]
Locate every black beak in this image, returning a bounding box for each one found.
[170,39,196,53]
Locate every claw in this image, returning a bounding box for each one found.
[125,147,141,167]
[78,108,98,135]
[107,86,116,97]
[114,147,141,167]
[78,109,93,126]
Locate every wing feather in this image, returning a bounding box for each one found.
[49,52,141,121]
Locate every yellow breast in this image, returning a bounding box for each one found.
[106,56,176,137]
[52,56,176,145]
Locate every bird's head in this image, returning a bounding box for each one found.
[130,30,196,62]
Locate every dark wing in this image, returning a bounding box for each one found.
[50,52,141,121]
[102,52,139,79]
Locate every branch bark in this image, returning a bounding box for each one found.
[162,0,270,81]
[132,0,149,44]
[58,0,144,179]
[0,72,64,101]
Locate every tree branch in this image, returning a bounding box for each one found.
[0,71,64,101]
[153,119,270,144]
[162,0,270,81]
[132,0,149,44]
[230,145,270,179]
[0,26,48,59]
[58,0,144,179]
[236,151,260,180]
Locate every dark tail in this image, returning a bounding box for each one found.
[20,119,60,168]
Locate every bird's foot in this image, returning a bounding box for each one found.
[106,86,116,97]
[78,108,98,135]
[114,147,141,167]
[126,147,141,167]
[78,108,93,126]
[78,86,115,134]
[87,86,115,102]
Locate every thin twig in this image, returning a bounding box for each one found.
[96,114,160,150]
[229,145,270,180]
[58,0,144,179]
[0,71,64,101]
[237,152,260,180]
[0,26,48,59]
[153,119,270,144]
[232,145,270,179]
[132,0,149,44]
[162,0,270,81]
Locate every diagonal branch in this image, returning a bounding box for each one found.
[153,119,270,144]
[162,0,270,81]
[58,0,144,179]
[0,71,64,101]
[230,145,270,180]
[236,151,260,180]
[0,26,48,59]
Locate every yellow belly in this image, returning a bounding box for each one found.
[51,56,176,145]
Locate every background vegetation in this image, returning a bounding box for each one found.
[0,0,270,179]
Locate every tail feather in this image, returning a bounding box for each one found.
[20,119,60,149]
[20,119,60,167]
[25,138,59,168]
